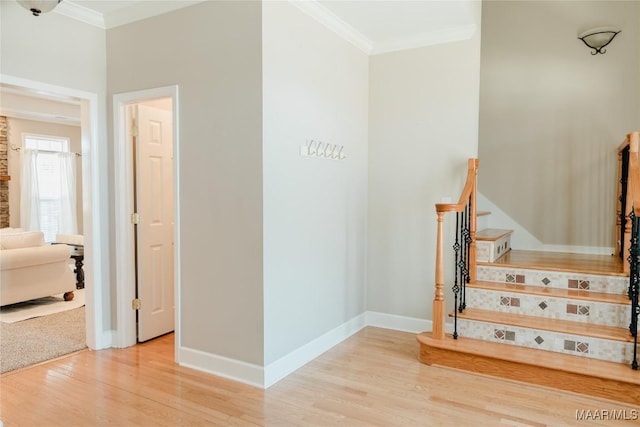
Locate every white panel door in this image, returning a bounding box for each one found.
[136,104,174,342]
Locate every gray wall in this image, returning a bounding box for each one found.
[107,1,264,364]
[479,1,640,250]
[0,0,110,333]
[262,2,369,365]
[367,23,482,320]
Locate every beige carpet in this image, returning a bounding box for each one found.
[0,307,86,373]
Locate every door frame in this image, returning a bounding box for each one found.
[112,86,181,359]
[0,74,108,350]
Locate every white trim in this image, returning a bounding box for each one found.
[365,311,432,333]
[112,86,181,354]
[54,1,105,28]
[0,108,80,127]
[540,245,615,256]
[177,312,444,389]
[179,347,264,389]
[56,0,207,30]
[101,330,116,348]
[264,313,367,388]
[288,0,373,54]
[288,1,477,56]
[112,97,136,348]
[371,25,477,55]
[0,74,107,350]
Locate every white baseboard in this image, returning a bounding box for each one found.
[365,311,454,335]
[264,313,367,388]
[179,346,264,389]
[177,311,445,389]
[540,244,614,256]
[365,311,432,333]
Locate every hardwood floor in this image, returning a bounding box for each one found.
[1,327,638,426]
[487,249,626,276]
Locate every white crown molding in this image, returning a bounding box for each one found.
[54,1,105,29]
[53,1,207,30]
[54,0,474,54]
[288,0,373,55]
[371,24,477,55]
[289,1,476,56]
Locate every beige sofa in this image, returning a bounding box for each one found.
[0,229,76,306]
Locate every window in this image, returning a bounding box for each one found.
[21,134,77,242]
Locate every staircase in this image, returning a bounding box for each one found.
[417,136,640,405]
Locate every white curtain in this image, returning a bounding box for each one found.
[57,151,78,235]
[20,149,77,241]
[20,148,41,232]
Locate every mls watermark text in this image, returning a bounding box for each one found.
[576,409,638,421]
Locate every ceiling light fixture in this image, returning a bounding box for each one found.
[578,27,621,55]
[17,0,63,16]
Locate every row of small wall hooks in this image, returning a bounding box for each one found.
[300,139,346,160]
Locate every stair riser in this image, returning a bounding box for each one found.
[457,318,637,365]
[477,265,628,295]
[466,288,630,328]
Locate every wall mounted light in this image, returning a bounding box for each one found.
[578,27,621,55]
[17,0,63,16]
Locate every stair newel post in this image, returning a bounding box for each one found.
[432,210,446,340]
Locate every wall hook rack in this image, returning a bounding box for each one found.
[300,139,346,160]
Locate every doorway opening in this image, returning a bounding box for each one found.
[113,86,180,359]
[0,74,107,353]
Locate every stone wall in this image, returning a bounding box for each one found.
[0,116,9,228]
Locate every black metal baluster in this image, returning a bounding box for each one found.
[459,202,469,312]
[457,209,467,314]
[452,212,461,339]
[628,210,638,370]
[620,146,629,261]
[463,197,472,309]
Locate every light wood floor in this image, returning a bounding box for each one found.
[1,327,638,426]
[487,249,626,276]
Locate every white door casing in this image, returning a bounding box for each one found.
[0,74,107,350]
[135,104,175,342]
[113,85,180,357]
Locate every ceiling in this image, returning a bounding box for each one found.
[53,0,477,55]
[2,0,476,123]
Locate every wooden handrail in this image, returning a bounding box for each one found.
[618,137,631,154]
[432,158,478,340]
[435,159,480,213]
